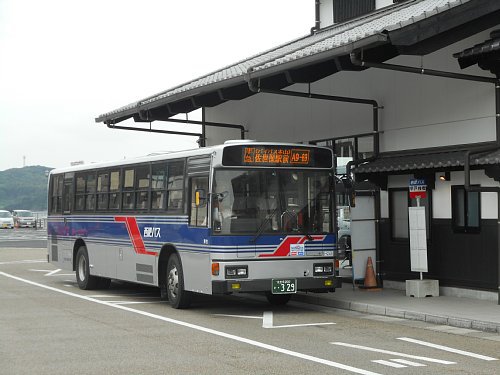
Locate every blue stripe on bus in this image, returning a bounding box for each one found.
[47,216,335,255]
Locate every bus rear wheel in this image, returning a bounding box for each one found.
[166,253,191,309]
[76,246,99,290]
[265,292,292,306]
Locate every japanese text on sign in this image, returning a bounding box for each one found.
[243,147,311,166]
[409,179,427,199]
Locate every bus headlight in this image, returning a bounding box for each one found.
[225,265,248,279]
[313,263,334,276]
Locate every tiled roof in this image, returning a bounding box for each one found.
[96,0,472,123]
[354,148,500,173]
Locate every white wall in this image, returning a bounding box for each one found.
[380,171,499,220]
[376,0,394,9]
[205,27,497,151]
[319,0,395,29]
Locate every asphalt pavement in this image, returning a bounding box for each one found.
[1,230,499,336]
[295,281,500,334]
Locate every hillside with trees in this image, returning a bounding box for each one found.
[0,166,53,211]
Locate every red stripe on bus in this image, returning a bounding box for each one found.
[114,216,157,256]
[258,235,326,257]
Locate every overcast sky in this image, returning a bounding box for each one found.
[0,0,313,171]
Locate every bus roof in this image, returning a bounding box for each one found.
[50,141,332,175]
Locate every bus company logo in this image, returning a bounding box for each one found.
[143,227,161,238]
[114,216,157,256]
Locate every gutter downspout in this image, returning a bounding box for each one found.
[246,70,381,155]
[311,0,321,34]
[106,123,202,138]
[246,66,382,284]
[349,53,498,84]
[165,118,246,141]
[136,111,247,140]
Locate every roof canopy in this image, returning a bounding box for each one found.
[354,148,500,174]
[96,0,500,126]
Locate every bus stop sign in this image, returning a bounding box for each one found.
[409,179,427,199]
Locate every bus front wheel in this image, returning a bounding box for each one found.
[166,253,192,309]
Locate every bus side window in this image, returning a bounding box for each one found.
[151,163,166,210]
[167,161,184,212]
[189,176,208,226]
[122,168,135,210]
[51,175,63,214]
[135,164,150,211]
[62,174,73,214]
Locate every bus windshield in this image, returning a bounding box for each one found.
[212,169,331,236]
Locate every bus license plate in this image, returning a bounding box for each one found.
[272,279,297,294]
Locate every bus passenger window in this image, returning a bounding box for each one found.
[167,161,184,211]
[85,173,96,211]
[75,174,86,211]
[122,168,135,210]
[151,163,166,210]
[97,172,109,210]
[135,165,150,210]
[109,170,121,210]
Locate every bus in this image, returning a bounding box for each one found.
[47,141,341,308]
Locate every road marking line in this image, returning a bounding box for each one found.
[108,301,164,305]
[29,269,53,272]
[397,337,498,361]
[270,322,336,329]
[262,311,335,329]
[263,311,273,328]
[45,269,61,276]
[331,342,456,364]
[0,271,381,375]
[372,360,406,368]
[0,259,46,265]
[214,314,263,319]
[391,359,426,367]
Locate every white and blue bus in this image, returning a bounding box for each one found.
[47,141,341,308]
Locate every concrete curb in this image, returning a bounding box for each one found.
[294,293,500,334]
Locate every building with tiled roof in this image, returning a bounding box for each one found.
[95,0,500,297]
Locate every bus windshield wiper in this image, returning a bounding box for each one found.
[250,207,278,244]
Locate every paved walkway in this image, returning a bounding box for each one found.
[296,284,500,334]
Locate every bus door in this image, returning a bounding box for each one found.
[59,173,74,264]
[186,155,212,293]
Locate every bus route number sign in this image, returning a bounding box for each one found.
[272,279,297,294]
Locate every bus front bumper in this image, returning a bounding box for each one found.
[212,276,341,295]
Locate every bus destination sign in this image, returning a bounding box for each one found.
[244,147,310,165]
[222,145,333,168]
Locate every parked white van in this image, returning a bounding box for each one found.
[0,210,14,229]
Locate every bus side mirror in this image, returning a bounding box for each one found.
[195,189,207,207]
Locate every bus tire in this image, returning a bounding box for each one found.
[265,292,292,306]
[166,253,191,309]
[75,246,99,290]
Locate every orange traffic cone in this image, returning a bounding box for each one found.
[359,256,381,291]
